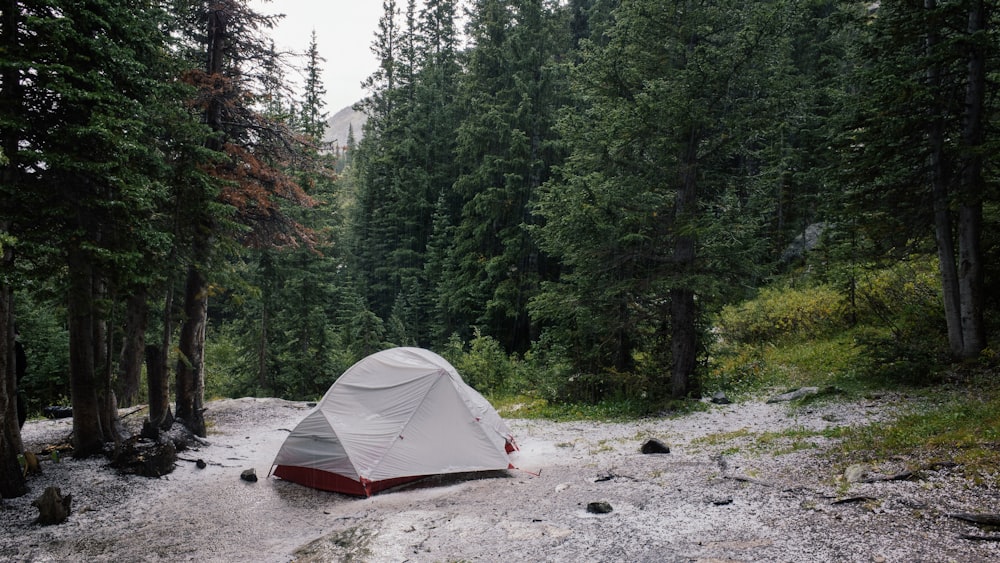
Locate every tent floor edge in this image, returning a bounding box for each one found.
[272,465,427,497]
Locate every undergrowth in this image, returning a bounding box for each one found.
[832,381,1000,485]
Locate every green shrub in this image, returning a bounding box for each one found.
[442,330,517,396]
[852,256,949,383]
[716,284,848,344]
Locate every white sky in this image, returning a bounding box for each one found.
[252,0,385,112]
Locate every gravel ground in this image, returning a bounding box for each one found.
[2,395,999,562]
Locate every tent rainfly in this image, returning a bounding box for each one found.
[270,347,517,496]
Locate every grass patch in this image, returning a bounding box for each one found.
[705,331,867,399]
[832,387,1000,484]
[691,425,851,457]
[488,393,706,421]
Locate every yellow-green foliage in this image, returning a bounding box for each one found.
[716,285,847,344]
[853,255,942,324]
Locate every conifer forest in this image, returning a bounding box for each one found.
[2,0,999,498]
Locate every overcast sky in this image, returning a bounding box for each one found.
[252,0,385,112]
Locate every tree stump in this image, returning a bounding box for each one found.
[33,486,72,525]
[111,436,177,477]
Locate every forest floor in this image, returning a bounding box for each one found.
[2,394,1000,562]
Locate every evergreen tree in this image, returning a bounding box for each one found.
[350,0,464,346]
[1,0,192,455]
[170,0,315,436]
[299,30,329,143]
[534,0,793,398]
[842,0,996,360]
[442,0,570,352]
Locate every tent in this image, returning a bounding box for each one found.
[271,347,517,496]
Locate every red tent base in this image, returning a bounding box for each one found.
[272,465,426,497]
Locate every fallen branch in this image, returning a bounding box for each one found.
[120,405,148,419]
[832,496,878,505]
[725,474,772,487]
[860,462,959,483]
[949,513,1000,527]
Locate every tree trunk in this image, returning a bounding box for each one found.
[94,277,121,444]
[0,253,27,498]
[924,0,965,356]
[956,0,986,359]
[175,264,207,437]
[0,0,27,498]
[66,246,106,457]
[144,344,172,433]
[118,290,148,407]
[670,130,700,399]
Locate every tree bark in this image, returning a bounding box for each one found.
[175,264,207,437]
[670,129,700,399]
[0,259,27,498]
[66,245,106,457]
[924,0,965,356]
[118,289,148,407]
[144,344,173,434]
[0,0,27,498]
[956,0,986,359]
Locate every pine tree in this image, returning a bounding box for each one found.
[534,0,793,398]
[0,0,195,455]
[171,0,315,436]
[300,30,329,143]
[442,0,570,352]
[842,0,994,360]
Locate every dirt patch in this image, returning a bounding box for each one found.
[2,396,999,562]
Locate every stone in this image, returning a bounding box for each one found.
[33,486,72,525]
[586,501,613,514]
[241,468,258,483]
[766,387,820,403]
[640,438,670,454]
[711,391,732,405]
[196,458,207,469]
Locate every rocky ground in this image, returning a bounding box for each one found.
[2,394,999,562]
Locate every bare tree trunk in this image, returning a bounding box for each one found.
[67,245,106,457]
[0,0,28,498]
[925,0,964,356]
[670,130,700,399]
[144,343,173,434]
[956,0,986,359]
[95,276,121,444]
[175,264,207,437]
[118,290,148,407]
[0,244,27,498]
[258,300,268,390]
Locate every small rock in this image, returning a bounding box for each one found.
[586,501,613,514]
[241,468,258,482]
[640,438,670,454]
[710,391,731,405]
[709,496,733,506]
[766,387,820,403]
[196,459,207,469]
[555,483,571,492]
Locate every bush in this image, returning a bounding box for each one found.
[442,330,517,396]
[715,284,848,344]
[852,256,949,383]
